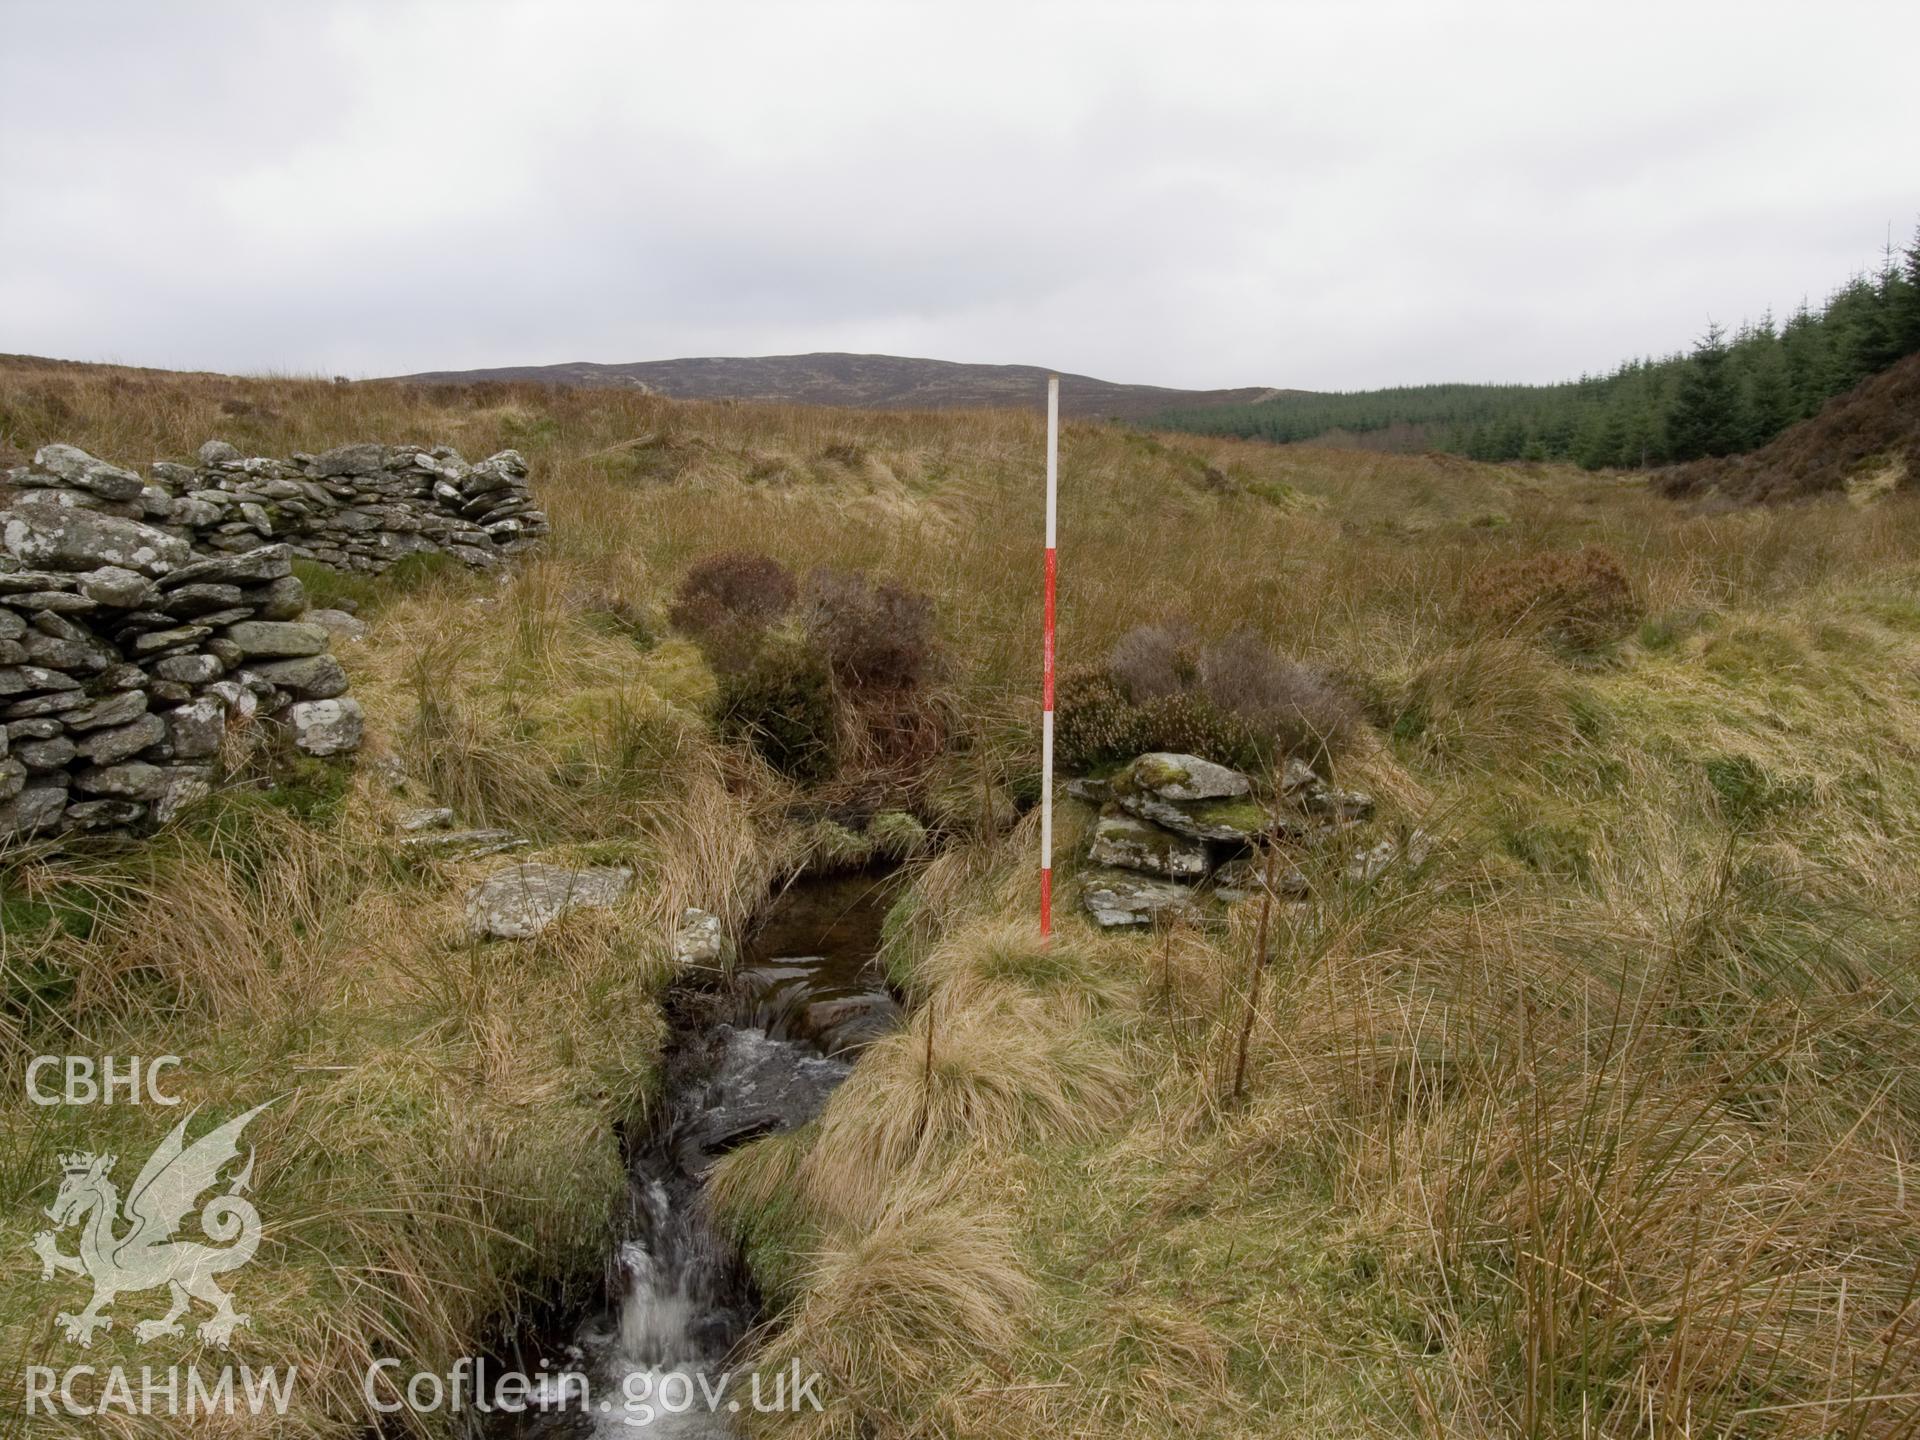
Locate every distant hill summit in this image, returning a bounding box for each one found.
[1660,351,1920,503]
[387,351,1281,421]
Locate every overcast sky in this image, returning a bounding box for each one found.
[2,1,1915,391]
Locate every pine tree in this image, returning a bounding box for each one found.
[1828,274,1893,387]
[1896,222,1920,357]
[1781,301,1830,419]
[1742,341,1793,449]
[1667,322,1744,461]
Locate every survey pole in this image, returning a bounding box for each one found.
[1041,374,1058,937]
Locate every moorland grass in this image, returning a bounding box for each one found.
[3,357,1920,1435]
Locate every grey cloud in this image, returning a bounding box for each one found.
[2,0,1915,390]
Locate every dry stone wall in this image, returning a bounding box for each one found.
[1,441,548,841]
[148,438,547,571]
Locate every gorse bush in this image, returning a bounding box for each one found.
[1466,544,1642,654]
[1058,624,1359,772]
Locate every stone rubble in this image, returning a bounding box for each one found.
[165,438,550,573]
[1075,751,1393,928]
[1088,809,1209,879]
[1081,868,1206,929]
[398,806,456,832]
[402,828,529,860]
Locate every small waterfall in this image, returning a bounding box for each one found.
[480,871,900,1437]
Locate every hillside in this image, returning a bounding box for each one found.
[1661,349,1920,502]
[5,359,1920,1437]
[389,350,1282,420]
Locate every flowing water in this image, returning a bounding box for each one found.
[480,871,901,1437]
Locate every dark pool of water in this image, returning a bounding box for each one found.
[736,870,902,1049]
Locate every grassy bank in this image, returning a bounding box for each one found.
[5,357,1920,1435]
[0,554,796,1437]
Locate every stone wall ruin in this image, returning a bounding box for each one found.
[1,440,549,840]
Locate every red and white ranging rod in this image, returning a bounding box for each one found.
[1040,374,1059,937]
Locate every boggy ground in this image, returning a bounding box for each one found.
[2,357,1919,1436]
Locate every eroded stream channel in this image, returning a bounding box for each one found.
[483,870,902,1437]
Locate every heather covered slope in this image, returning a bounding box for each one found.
[1661,349,1920,502]
[2,359,1920,1436]
[388,350,1281,421]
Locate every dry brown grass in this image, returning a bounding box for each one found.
[1464,543,1643,654]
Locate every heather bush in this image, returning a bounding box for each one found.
[1108,621,1201,701]
[714,636,838,780]
[1059,622,1359,771]
[1134,690,1262,768]
[677,559,946,780]
[1054,664,1150,771]
[669,549,798,643]
[1198,626,1360,760]
[1466,544,1642,654]
[804,567,936,690]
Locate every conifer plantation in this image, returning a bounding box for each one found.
[1156,226,1920,467]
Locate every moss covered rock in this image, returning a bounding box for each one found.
[1088,807,1208,879]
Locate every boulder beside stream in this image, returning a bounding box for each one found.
[465,861,633,939]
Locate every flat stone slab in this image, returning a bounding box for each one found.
[1347,829,1431,883]
[1080,867,1205,929]
[3,506,191,577]
[1212,854,1310,903]
[32,445,145,501]
[159,544,293,588]
[0,777,68,837]
[1088,808,1208,879]
[224,620,328,658]
[288,697,363,756]
[397,805,454,832]
[796,993,903,1055]
[305,607,368,642]
[1065,775,1112,804]
[403,827,528,860]
[1119,752,1253,802]
[1117,789,1275,844]
[465,861,633,939]
[673,907,724,967]
[1112,751,1270,843]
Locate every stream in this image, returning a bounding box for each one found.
[480,870,902,1437]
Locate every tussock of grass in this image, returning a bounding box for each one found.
[746,1199,1035,1440]
[762,967,1132,1234]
